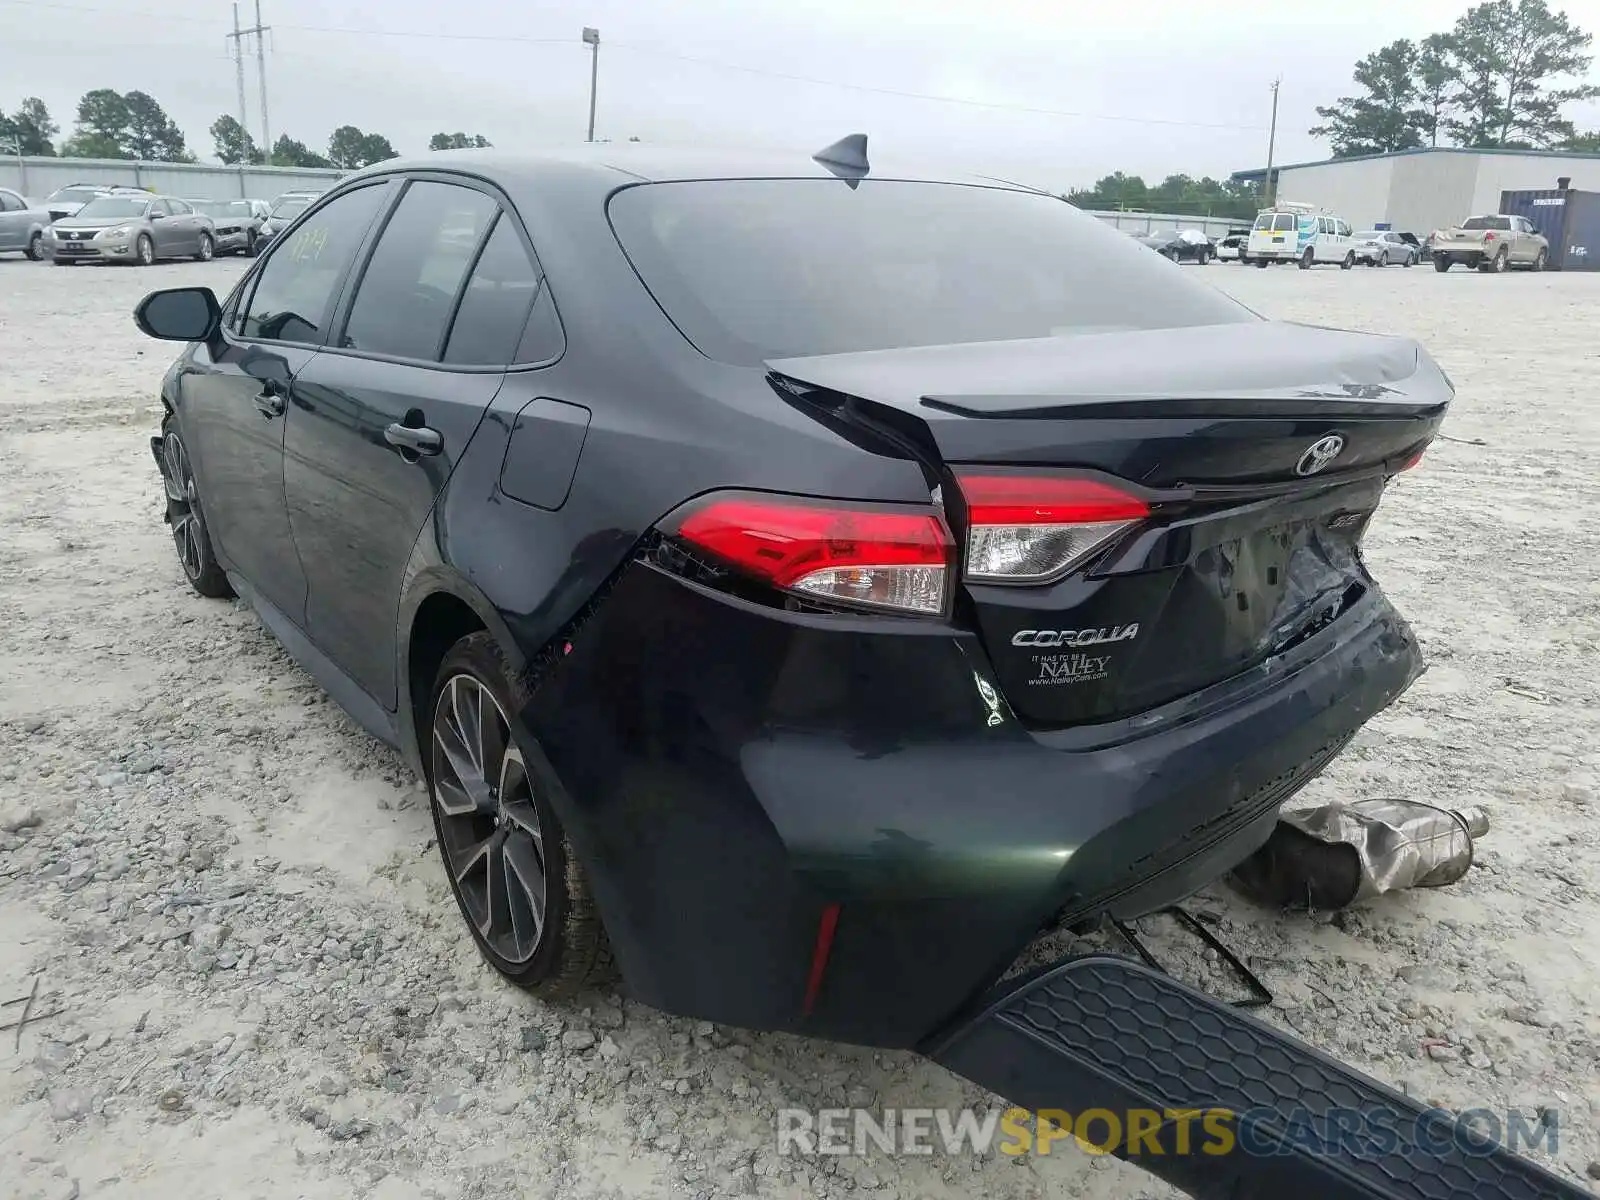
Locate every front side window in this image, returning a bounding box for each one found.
[340,181,498,360]
[239,184,388,344]
[169,199,193,215]
[609,179,1252,366]
[442,214,545,365]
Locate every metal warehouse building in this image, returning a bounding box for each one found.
[1231,147,1600,236]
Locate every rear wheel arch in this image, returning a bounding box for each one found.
[402,583,496,770]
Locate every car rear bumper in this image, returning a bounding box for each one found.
[519,561,1422,1047]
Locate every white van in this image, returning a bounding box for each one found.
[1244,202,1359,269]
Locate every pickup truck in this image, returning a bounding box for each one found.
[1430,214,1549,273]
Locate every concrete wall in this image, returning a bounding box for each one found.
[0,155,344,203]
[1386,152,1480,234]
[1469,153,1600,214]
[1271,156,1396,229]
[1084,210,1246,239]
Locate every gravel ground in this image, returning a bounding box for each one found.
[1,254,1597,1200]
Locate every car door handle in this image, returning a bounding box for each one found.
[253,381,286,419]
[384,423,443,457]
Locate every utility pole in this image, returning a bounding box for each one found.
[254,0,272,162]
[226,1,270,163]
[1264,77,1281,208]
[582,27,600,142]
[229,3,251,192]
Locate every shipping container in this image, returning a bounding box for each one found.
[1499,184,1600,270]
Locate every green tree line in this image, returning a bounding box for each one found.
[1310,0,1599,156]
[1064,173,1263,221]
[2,90,491,170]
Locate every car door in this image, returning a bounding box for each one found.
[1514,216,1539,261]
[146,198,178,256]
[0,189,25,250]
[167,198,200,253]
[179,181,392,626]
[282,176,543,708]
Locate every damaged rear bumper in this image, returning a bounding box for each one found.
[929,954,1588,1200]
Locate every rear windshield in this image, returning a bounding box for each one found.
[270,198,311,221]
[1462,216,1511,230]
[1251,213,1300,232]
[192,200,252,218]
[609,180,1251,365]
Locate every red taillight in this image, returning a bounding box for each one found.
[670,493,952,615]
[956,471,1150,584]
[1398,446,1426,472]
[1483,231,1496,241]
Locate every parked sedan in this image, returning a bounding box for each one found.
[253,192,320,251]
[1132,227,1215,263]
[130,146,1447,1067]
[187,198,269,256]
[38,182,140,221]
[0,186,52,259]
[1353,230,1419,266]
[46,194,217,265]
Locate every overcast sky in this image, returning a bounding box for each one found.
[3,0,1598,191]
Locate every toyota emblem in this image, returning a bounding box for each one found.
[1295,434,1346,477]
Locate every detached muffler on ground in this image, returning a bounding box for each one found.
[927,954,1587,1200]
[1229,799,1489,910]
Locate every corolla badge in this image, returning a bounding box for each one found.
[1295,434,1346,477]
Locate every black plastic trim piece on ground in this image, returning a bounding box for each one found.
[929,955,1587,1200]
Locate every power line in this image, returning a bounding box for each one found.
[0,0,1269,132]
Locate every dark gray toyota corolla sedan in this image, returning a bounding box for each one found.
[129,143,1596,1199]
[131,141,1448,1040]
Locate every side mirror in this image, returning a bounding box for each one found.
[134,287,221,342]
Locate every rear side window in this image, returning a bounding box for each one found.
[0,190,21,212]
[239,184,388,344]
[340,180,497,360]
[609,179,1252,366]
[442,215,545,365]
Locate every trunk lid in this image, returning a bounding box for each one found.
[768,320,1450,727]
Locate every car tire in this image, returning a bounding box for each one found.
[1196,249,1210,265]
[1255,259,1269,268]
[1530,248,1547,272]
[1403,253,1415,267]
[135,234,155,266]
[157,419,233,599]
[194,233,214,263]
[1482,248,1508,274]
[426,631,613,998]
[1341,251,1356,270]
[1298,247,1314,270]
[245,233,259,258]
[1433,256,1451,273]
[25,232,44,261]
[52,258,74,267]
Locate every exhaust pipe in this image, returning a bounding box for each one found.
[927,955,1587,1199]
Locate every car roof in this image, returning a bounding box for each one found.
[341,144,1050,195]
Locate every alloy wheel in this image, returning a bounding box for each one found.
[431,675,548,965]
[138,236,154,266]
[162,434,206,583]
[198,234,213,262]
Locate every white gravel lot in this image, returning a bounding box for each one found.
[1,254,1597,1200]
